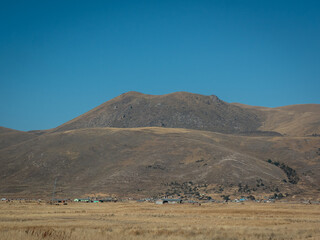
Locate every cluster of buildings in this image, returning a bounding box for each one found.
[73,197,117,203]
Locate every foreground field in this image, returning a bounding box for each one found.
[0,201,319,240]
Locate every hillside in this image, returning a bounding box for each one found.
[0,127,319,199]
[53,91,320,137]
[0,127,42,150]
[0,91,319,199]
[54,91,262,134]
[233,103,320,136]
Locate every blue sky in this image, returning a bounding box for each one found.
[1,0,319,131]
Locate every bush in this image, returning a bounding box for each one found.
[266,159,299,184]
[221,195,230,202]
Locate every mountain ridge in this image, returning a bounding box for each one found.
[51,91,320,137]
[1,91,319,199]
[53,91,262,134]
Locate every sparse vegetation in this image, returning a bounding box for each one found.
[221,194,230,202]
[146,164,166,170]
[267,159,300,184]
[160,181,211,200]
[238,183,251,194]
[0,201,319,240]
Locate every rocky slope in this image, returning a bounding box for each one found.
[0,127,319,199]
[54,91,262,134]
[1,92,319,199]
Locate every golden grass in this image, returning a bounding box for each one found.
[0,201,319,240]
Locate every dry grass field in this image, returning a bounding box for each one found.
[0,201,319,240]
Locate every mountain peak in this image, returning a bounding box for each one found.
[54,91,260,133]
[120,91,145,96]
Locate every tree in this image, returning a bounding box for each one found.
[221,195,230,202]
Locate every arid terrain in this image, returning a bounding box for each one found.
[0,201,319,240]
[0,92,319,200]
[1,91,320,240]
[1,128,319,200]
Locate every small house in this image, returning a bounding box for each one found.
[74,198,90,202]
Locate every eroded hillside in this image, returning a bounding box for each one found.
[0,127,319,199]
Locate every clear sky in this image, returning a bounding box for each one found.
[1,0,319,131]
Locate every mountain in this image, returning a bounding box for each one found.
[233,103,320,136]
[0,92,320,199]
[53,91,262,134]
[54,91,320,136]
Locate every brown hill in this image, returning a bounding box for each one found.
[54,91,320,137]
[0,127,43,150]
[1,92,319,199]
[233,103,320,136]
[54,91,262,134]
[0,127,319,199]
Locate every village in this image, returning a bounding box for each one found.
[1,195,318,205]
